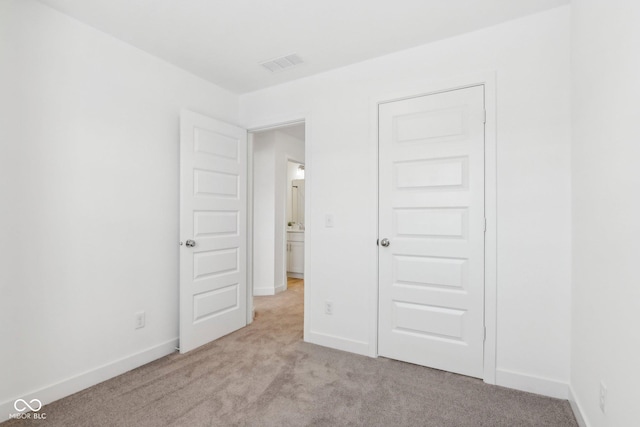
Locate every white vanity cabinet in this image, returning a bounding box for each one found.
[286,231,304,277]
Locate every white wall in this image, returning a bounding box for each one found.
[252,132,276,295]
[240,6,572,396]
[571,1,640,425]
[0,0,238,417]
[252,130,304,295]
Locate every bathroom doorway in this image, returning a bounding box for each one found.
[248,122,305,314]
[286,160,305,280]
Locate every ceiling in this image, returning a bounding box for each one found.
[37,0,569,94]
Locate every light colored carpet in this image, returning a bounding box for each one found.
[4,278,577,426]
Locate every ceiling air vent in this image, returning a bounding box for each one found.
[260,54,304,73]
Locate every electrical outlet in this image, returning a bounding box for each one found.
[599,382,607,413]
[135,311,145,329]
[325,301,333,315]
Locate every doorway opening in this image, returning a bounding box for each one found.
[248,122,306,324]
[286,160,305,280]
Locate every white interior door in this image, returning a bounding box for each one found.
[179,110,247,354]
[378,86,485,378]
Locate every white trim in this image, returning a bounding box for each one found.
[302,118,311,347]
[568,386,590,427]
[253,286,277,296]
[287,273,304,279]
[246,132,255,323]
[0,339,177,422]
[244,114,308,133]
[482,74,498,385]
[306,330,369,356]
[495,368,569,399]
[252,280,287,295]
[369,71,498,381]
[368,85,381,359]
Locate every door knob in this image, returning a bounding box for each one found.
[380,238,390,247]
[185,239,196,248]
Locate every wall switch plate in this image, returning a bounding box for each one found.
[325,214,334,228]
[325,301,333,315]
[599,382,607,413]
[135,311,145,329]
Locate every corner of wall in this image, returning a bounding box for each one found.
[305,330,369,357]
[568,385,589,427]
[495,368,569,400]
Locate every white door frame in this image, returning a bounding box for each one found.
[245,115,310,329]
[369,71,497,384]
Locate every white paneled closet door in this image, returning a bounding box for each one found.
[378,86,486,378]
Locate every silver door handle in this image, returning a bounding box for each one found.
[380,238,390,247]
[185,239,196,248]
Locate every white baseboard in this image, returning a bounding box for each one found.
[253,287,275,296]
[1,338,177,422]
[495,368,569,399]
[287,273,304,279]
[568,385,589,427]
[305,330,369,356]
[254,282,287,296]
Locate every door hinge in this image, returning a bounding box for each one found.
[484,218,487,232]
[483,109,487,123]
[483,327,486,342]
